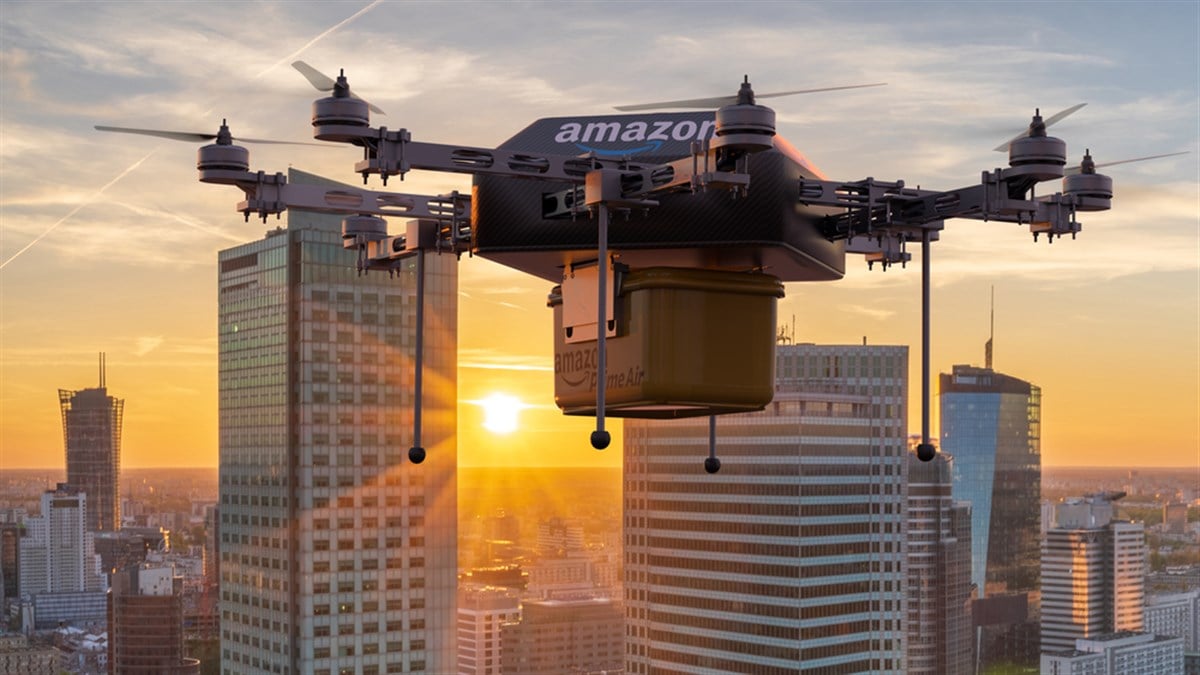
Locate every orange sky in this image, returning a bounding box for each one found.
[2,253,1197,470]
[0,2,1196,472]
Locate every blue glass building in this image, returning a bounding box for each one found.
[940,364,1042,668]
[940,365,1041,596]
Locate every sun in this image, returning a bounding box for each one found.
[476,393,525,434]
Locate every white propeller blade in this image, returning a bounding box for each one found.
[614,82,887,112]
[292,61,385,115]
[993,103,1087,152]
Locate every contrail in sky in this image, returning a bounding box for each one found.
[4,0,384,271]
[0,150,157,271]
[255,0,384,79]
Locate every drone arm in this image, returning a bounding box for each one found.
[802,161,1111,246]
[199,166,468,221]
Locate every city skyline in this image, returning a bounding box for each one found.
[2,1,1197,470]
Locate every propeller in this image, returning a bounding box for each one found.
[94,123,325,147]
[1063,150,1188,175]
[292,61,385,115]
[993,103,1087,152]
[613,81,887,112]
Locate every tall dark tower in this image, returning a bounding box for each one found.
[59,353,124,532]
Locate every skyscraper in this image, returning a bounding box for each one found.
[1041,492,1146,652]
[624,343,910,674]
[59,354,123,532]
[940,363,1042,666]
[217,169,458,674]
[18,484,103,596]
[906,449,973,675]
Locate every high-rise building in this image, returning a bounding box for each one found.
[624,343,910,674]
[203,504,219,590]
[500,597,624,675]
[18,484,103,596]
[940,364,1042,667]
[456,587,520,675]
[108,563,200,674]
[217,169,458,674]
[906,449,973,675]
[59,354,124,532]
[1041,493,1146,652]
[0,521,20,608]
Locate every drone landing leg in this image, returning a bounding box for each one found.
[591,203,611,450]
[916,229,936,462]
[704,415,721,474]
[409,250,427,464]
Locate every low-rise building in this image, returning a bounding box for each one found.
[1041,631,1183,675]
[1146,590,1200,652]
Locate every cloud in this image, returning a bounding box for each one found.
[457,348,552,372]
[840,304,898,321]
[133,336,164,357]
[0,47,35,101]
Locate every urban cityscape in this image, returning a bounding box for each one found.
[1,181,1198,673]
[1,2,1197,675]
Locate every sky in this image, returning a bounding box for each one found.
[1,1,1197,470]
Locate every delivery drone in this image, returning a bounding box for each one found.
[99,64,1170,472]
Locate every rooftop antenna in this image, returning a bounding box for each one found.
[99,352,106,388]
[984,286,994,370]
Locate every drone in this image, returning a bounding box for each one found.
[97,63,1179,472]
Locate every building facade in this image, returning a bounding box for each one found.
[218,169,458,674]
[1146,590,1199,652]
[59,355,124,532]
[0,521,20,608]
[1164,502,1189,534]
[108,564,200,674]
[455,587,520,675]
[940,364,1042,667]
[906,450,973,674]
[500,597,624,675]
[18,485,103,597]
[1041,631,1184,675]
[1041,493,1146,653]
[623,343,910,674]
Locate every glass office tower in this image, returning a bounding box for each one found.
[906,451,973,675]
[624,344,909,674]
[940,365,1040,596]
[940,364,1042,668]
[218,169,457,674]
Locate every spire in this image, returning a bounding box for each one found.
[99,352,106,388]
[984,287,994,370]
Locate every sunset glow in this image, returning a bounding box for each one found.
[475,393,525,435]
[0,2,1195,471]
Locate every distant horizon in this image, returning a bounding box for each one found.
[3,463,1194,472]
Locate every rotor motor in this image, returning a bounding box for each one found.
[1063,151,1113,210]
[1007,110,1067,182]
[711,77,777,155]
[197,143,249,173]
